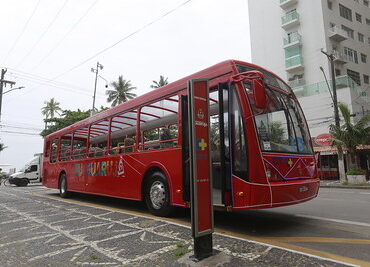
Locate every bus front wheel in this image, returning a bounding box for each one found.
[145,172,174,217]
[59,174,70,198]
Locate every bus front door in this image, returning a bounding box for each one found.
[210,83,232,207]
[182,83,233,208]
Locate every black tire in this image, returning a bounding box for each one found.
[59,173,70,198]
[15,178,29,187]
[144,171,174,217]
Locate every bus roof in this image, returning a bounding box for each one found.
[45,59,281,139]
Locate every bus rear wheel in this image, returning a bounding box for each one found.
[145,172,174,217]
[59,174,70,198]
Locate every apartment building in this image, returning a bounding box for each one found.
[248,0,370,177]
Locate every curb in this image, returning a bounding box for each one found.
[320,185,370,190]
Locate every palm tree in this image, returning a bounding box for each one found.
[41,98,62,129]
[329,103,370,170]
[150,75,168,89]
[106,76,137,107]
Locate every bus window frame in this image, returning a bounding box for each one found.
[109,109,139,155]
[59,134,73,161]
[88,119,110,158]
[138,94,179,151]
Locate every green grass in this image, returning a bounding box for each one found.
[89,254,100,260]
[173,242,189,258]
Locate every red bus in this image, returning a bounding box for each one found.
[42,60,319,216]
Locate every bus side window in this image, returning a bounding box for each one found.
[89,120,109,157]
[110,110,138,154]
[140,95,179,150]
[50,138,58,163]
[71,127,88,159]
[59,134,72,161]
[44,140,50,158]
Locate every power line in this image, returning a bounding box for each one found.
[0,124,43,131]
[1,0,42,65]
[4,68,105,97]
[16,0,70,69]
[52,0,193,80]
[0,130,40,136]
[33,0,99,70]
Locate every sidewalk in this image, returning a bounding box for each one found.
[0,186,350,266]
[320,179,370,189]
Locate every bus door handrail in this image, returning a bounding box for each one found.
[231,71,264,83]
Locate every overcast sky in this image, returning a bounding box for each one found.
[0,0,251,171]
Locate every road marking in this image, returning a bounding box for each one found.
[216,230,369,267]
[31,192,367,267]
[297,214,370,228]
[265,237,370,244]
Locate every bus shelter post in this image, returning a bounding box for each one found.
[187,79,214,261]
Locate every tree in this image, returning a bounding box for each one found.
[41,98,62,129]
[329,103,370,171]
[40,109,90,137]
[106,76,136,107]
[150,75,168,89]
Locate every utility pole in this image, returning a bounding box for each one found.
[91,62,103,116]
[0,68,16,121]
[321,50,346,183]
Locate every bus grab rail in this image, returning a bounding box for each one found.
[231,71,264,83]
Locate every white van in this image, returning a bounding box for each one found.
[9,153,43,186]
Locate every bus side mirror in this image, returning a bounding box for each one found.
[253,79,267,109]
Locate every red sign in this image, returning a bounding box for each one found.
[188,79,213,237]
[314,134,334,146]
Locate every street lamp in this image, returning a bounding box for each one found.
[2,86,25,95]
[91,62,104,115]
[0,86,25,121]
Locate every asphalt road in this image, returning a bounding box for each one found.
[272,187,370,225]
[0,185,369,266]
[215,187,370,265]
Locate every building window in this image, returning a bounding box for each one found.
[364,0,369,7]
[364,75,369,84]
[341,25,354,39]
[368,37,370,44]
[344,47,358,63]
[366,18,370,25]
[347,69,361,85]
[335,69,341,76]
[361,53,367,63]
[327,0,333,10]
[356,13,362,22]
[339,4,353,21]
[358,32,365,42]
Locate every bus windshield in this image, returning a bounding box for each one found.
[245,83,312,154]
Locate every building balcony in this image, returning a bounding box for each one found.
[283,32,302,48]
[281,11,300,29]
[285,55,304,72]
[280,0,298,9]
[328,26,348,42]
[333,50,348,64]
[288,78,305,88]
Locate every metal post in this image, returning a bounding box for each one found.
[0,69,16,121]
[0,69,5,121]
[91,62,103,115]
[321,51,346,182]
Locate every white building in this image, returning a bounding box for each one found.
[248,0,370,137]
